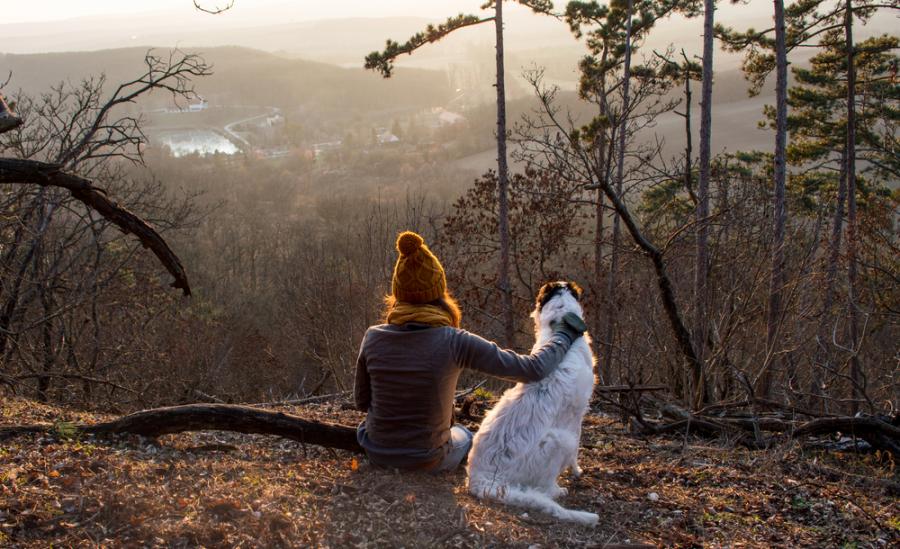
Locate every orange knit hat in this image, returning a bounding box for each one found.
[391,231,447,304]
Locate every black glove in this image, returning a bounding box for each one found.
[550,312,587,343]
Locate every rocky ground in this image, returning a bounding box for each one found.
[1,396,898,547]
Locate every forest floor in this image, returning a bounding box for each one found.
[1,396,898,548]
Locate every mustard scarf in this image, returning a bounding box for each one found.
[387,302,455,328]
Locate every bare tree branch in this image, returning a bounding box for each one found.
[193,0,235,15]
[0,158,191,295]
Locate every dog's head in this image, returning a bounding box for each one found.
[531,281,584,331]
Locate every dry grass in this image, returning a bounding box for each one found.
[1,397,898,547]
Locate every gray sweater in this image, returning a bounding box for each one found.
[353,323,572,467]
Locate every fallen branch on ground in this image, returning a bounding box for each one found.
[631,400,900,456]
[0,403,362,452]
[248,391,351,408]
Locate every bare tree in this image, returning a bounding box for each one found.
[0,50,210,401]
[515,61,707,405]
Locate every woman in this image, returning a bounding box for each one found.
[354,231,586,472]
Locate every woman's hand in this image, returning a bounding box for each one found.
[550,312,588,343]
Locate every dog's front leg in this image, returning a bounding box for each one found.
[567,422,585,477]
[568,454,583,478]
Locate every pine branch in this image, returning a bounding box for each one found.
[364,14,493,77]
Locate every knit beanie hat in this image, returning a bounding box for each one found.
[392,231,447,304]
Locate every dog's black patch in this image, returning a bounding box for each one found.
[536,281,583,311]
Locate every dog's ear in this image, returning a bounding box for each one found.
[566,281,583,301]
[535,282,555,310]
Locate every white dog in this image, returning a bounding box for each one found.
[467,281,598,525]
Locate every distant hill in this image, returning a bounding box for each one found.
[0,46,454,118]
[0,15,442,67]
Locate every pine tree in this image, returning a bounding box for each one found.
[365,1,555,349]
[720,0,898,408]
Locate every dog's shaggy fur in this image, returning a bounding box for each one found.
[466,281,598,525]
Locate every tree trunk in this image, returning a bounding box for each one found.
[495,0,514,349]
[812,145,848,412]
[603,0,634,382]
[594,187,605,380]
[594,94,610,378]
[37,285,54,402]
[844,0,864,415]
[694,0,716,409]
[758,0,789,399]
[683,59,693,198]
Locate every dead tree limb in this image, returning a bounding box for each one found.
[193,0,235,15]
[0,403,362,452]
[0,158,190,295]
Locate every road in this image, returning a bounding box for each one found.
[222,106,280,149]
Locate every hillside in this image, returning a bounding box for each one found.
[1,396,897,547]
[0,46,454,115]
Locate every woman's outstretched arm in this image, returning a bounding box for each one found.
[451,330,573,383]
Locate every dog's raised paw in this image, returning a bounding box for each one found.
[549,485,568,499]
[571,465,584,478]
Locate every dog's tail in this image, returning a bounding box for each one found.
[468,475,599,525]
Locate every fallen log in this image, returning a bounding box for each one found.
[0,403,362,453]
[640,400,900,456]
[792,416,900,456]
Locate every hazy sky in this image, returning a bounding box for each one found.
[8,0,768,25]
[7,1,489,24]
